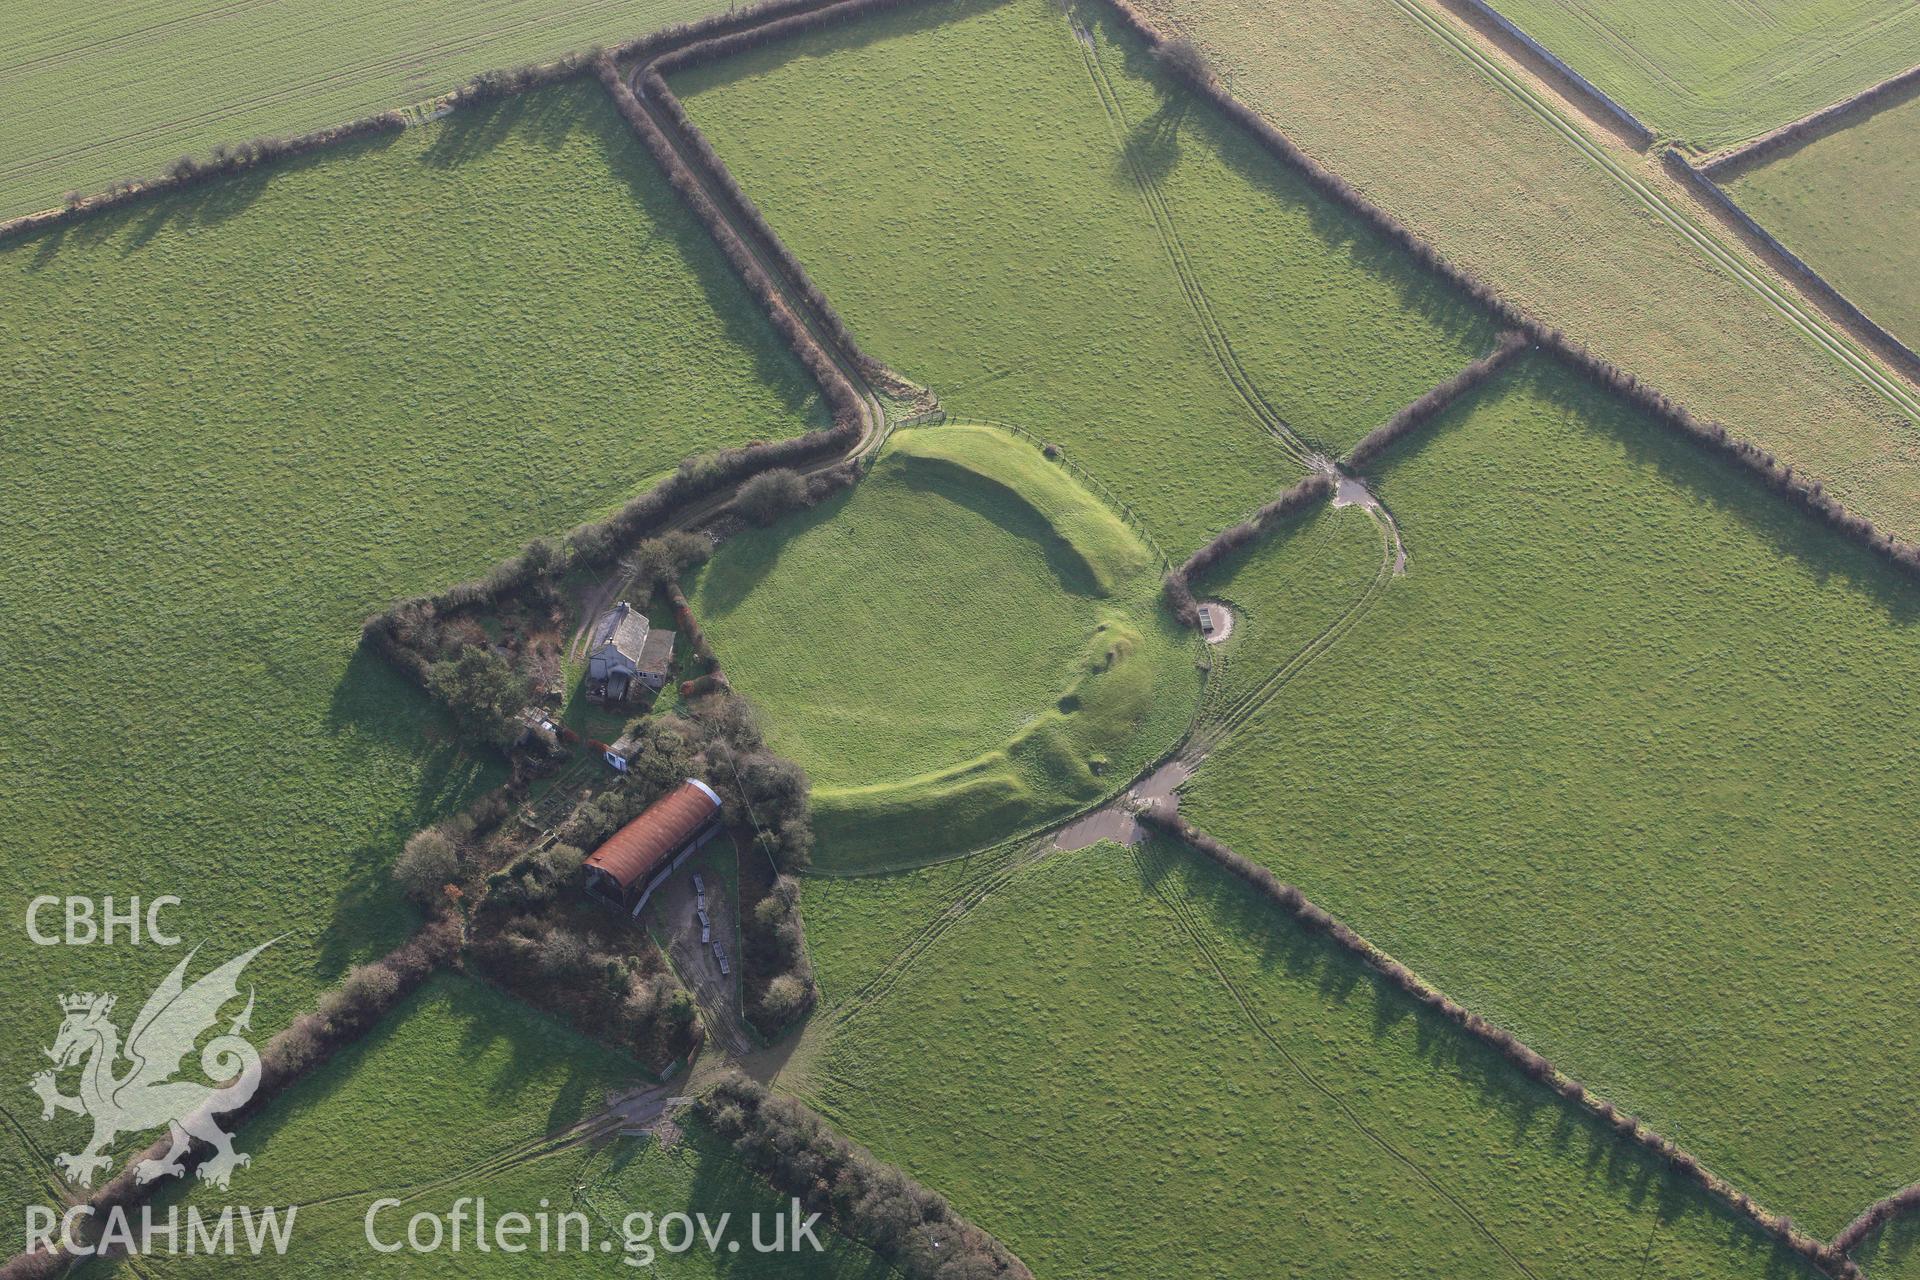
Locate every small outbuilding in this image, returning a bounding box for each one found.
[585,602,676,704]
[582,779,723,918]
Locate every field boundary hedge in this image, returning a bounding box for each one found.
[1439,0,1654,147]
[1662,148,1920,382]
[1137,804,1859,1279]
[635,2,929,400]
[1345,330,1531,471]
[1098,0,1920,582]
[1835,1181,1920,1260]
[698,1072,1034,1279]
[1702,64,1920,181]
[0,0,881,250]
[1162,473,1335,624]
[1,921,462,1279]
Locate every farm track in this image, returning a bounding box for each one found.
[819,839,1054,1033]
[1387,0,1920,424]
[1073,17,1322,472]
[623,61,891,458]
[1134,844,1543,1280]
[558,51,896,663]
[1186,504,1395,757]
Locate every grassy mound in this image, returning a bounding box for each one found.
[1185,353,1920,1233]
[691,424,1198,870]
[889,423,1153,593]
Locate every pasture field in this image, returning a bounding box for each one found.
[802,840,1815,1279]
[1190,498,1385,713]
[1485,0,1920,148]
[1728,91,1920,349]
[1183,354,1920,1234]
[689,424,1199,870]
[673,0,1495,550]
[0,0,740,220]
[0,80,821,1227]
[798,846,1014,1006]
[99,975,884,1278]
[1144,0,1920,540]
[1856,1221,1920,1280]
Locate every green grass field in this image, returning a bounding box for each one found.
[1183,353,1920,1235]
[1151,0,1920,541]
[689,424,1199,870]
[1728,92,1920,349]
[673,0,1494,551]
[1190,498,1386,713]
[0,0,744,220]
[1488,0,1920,148]
[1855,1218,1920,1280]
[0,80,821,1227]
[91,975,886,1277]
[800,840,1817,1279]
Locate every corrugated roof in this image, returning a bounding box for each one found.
[584,779,721,891]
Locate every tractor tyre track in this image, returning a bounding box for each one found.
[1133,844,1542,1280]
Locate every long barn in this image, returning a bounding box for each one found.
[582,779,723,918]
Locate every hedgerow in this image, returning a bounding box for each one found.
[698,1072,1034,1280]
[1136,803,1857,1278]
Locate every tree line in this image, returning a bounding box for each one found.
[638,0,935,403]
[3,921,460,1279]
[1135,803,1859,1278]
[698,1072,1034,1280]
[1162,472,1334,625]
[1345,330,1530,471]
[1123,1,1920,588]
[595,55,868,433]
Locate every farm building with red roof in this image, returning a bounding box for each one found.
[583,778,722,917]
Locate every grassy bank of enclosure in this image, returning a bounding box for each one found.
[0,80,822,1227]
[690,424,1198,870]
[671,0,1494,551]
[0,0,750,220]
[95,975,882,1278]
[1482,0,1920,148]
[801,841,1818,1279]
[1183,353,1920,1234]
[1145,0,1920,542]
[1728,92,1920,351]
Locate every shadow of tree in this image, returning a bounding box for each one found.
[1129,835,1819,1278]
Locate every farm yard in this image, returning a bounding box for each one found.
[0,0,741,220]
[1477,0,1920,148]
[0,77,818,1239]
[5,0,1920,1274]
[1726,90,1920,349]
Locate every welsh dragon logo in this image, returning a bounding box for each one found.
[29,941,272,1190]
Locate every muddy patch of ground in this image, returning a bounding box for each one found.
[1053,758,1195,849]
